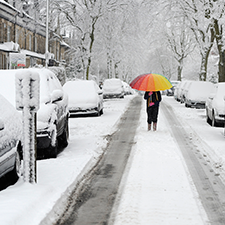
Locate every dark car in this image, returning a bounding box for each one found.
[0,68,69,159]
[0,94,22,180]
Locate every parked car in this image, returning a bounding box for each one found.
[0,94,22,180]
[122,81,134,95]
[63,80,103,116]
[0,68,69,159]
[103,78,124,99]
[180,80,192,103]
[184,81,214,108]
[166,80,180,96]
[174,82,181,101]
[175,80,189,102]
[206,82,225,127]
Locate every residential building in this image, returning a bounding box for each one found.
[0,0,70,69]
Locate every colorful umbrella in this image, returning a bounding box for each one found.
[130,73,172,91]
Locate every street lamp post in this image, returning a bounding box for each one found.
[45,0,49,68]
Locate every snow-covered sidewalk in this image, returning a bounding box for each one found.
[111,98,209,225]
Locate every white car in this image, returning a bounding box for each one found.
[0,94,22,181]
[206,82,225,127]
[184,81,214,108]
[103,78,124,99]
[175,80,192,102]
[63,80,103,116]
[0,68,69,159]
[166,80,180,96]
[122,81,134,95]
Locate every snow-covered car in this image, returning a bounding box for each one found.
[175,80,191,102]
[103,78,124,99]
[184,81,214,108]
[122,81,133,95]
[166,80,180,96]
[0,68,69,159]
[180,80,192,103]
[0,94,22,180]
[63,80,103,116]
[206,82,225,127]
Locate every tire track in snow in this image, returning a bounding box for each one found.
[162,101,225,225]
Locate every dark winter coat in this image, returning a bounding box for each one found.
[144,91,162,109]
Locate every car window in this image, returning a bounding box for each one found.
[218,84,225,96]
[48,73,63,93]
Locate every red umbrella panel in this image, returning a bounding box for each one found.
[130,73,172,91]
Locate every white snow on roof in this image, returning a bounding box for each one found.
[0,0,20,13]
[60,41,70,48]
[0,42,20,52]
[20,50,47,60]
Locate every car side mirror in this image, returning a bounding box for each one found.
[0,119,4,131]
[51,90,64,103]
[209,93,216,100]
[98,90,103,95]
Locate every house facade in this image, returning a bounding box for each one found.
[0,0,69,69]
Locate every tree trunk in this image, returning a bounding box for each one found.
[199,52,208,81]
[214,20,225,82]
[177,58,184,81]
[218,50,225,82]
[177,65,182,81]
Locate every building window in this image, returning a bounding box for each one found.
[7,25,11,42]
[29,34,32,50]
[15,28,19,43]
[35,36,37,52]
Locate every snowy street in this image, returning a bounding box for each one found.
[0,94,225,224]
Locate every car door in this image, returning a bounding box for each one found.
[48,73,68,137]
[207,85,218,119]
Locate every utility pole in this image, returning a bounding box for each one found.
[45,0,49,68]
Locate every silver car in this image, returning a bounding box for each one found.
[0,94,22,180]
[0,68,69,159]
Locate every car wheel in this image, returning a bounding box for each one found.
[58,120,69,148]
[49,139,58,158]
[212,111,217,127]
[100,108,103,115]
[97,109,101,116]
[206,109,211,125]
[48,129,58,158]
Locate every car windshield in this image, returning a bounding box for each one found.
[64,80,98,104]
[104,79,121,87]
[217,83,225,97]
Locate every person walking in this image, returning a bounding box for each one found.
[144,91,162,131]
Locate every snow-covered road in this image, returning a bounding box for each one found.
[0,94,225,225]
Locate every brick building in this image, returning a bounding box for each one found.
[0,0,70,69]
